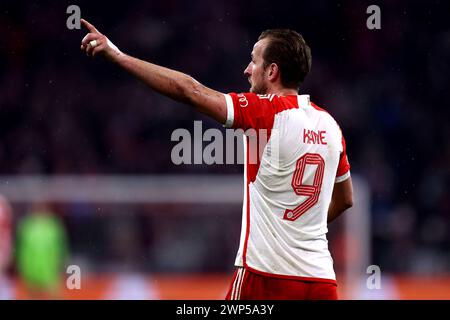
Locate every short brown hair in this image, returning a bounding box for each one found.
[258,29,312,90]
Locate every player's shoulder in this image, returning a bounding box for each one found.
[228,92,297,112]
[234,92,279,104]
[308,100,344,131]
[253,93,301,114]
[227,92,272,108]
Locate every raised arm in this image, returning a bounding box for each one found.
[327,177,353,223]
[80,19,227,123]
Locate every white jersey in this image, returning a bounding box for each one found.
[224,93,351,284]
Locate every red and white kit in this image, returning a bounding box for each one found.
[223,93,350,299]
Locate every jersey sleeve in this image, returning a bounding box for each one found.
[335,134,351,183]
[223,92,276,130]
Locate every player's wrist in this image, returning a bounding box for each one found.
[108,48,126,65]
[105,41,124,63]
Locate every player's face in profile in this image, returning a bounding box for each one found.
[244,39,270,94]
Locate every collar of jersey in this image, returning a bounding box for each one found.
[297,94,311,107]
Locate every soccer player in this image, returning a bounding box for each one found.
[80,19,353,300]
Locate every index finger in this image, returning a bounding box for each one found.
[81,19,98,33]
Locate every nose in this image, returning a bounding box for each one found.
[244,62,252,77]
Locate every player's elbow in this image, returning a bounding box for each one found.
[180,76,203,105]
[343,195,353,210]
[169,76,195,105]
[335,192,353,212]
[340,181,354,210]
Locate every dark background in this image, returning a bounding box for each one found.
[1,0,449,275]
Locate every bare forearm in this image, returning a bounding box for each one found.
[327,178,354,224]
[111,53,195,104]
[110,53,226,121]
[80,19,227,123]
[327,201,349,223]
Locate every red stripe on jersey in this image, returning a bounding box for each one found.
[237,95,300,268]
[243,136,251,266]
[310,102,329,114]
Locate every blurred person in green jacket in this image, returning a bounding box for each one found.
[16,203,68,299]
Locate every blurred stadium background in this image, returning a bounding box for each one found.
[0,0,449,299]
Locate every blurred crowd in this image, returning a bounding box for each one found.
[0,0,449,274]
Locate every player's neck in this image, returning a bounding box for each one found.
[266,85,298,96]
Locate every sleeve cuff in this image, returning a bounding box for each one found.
[223,94,234,128]
[335,171,351,183]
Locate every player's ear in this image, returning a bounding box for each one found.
[267,63,279,82]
